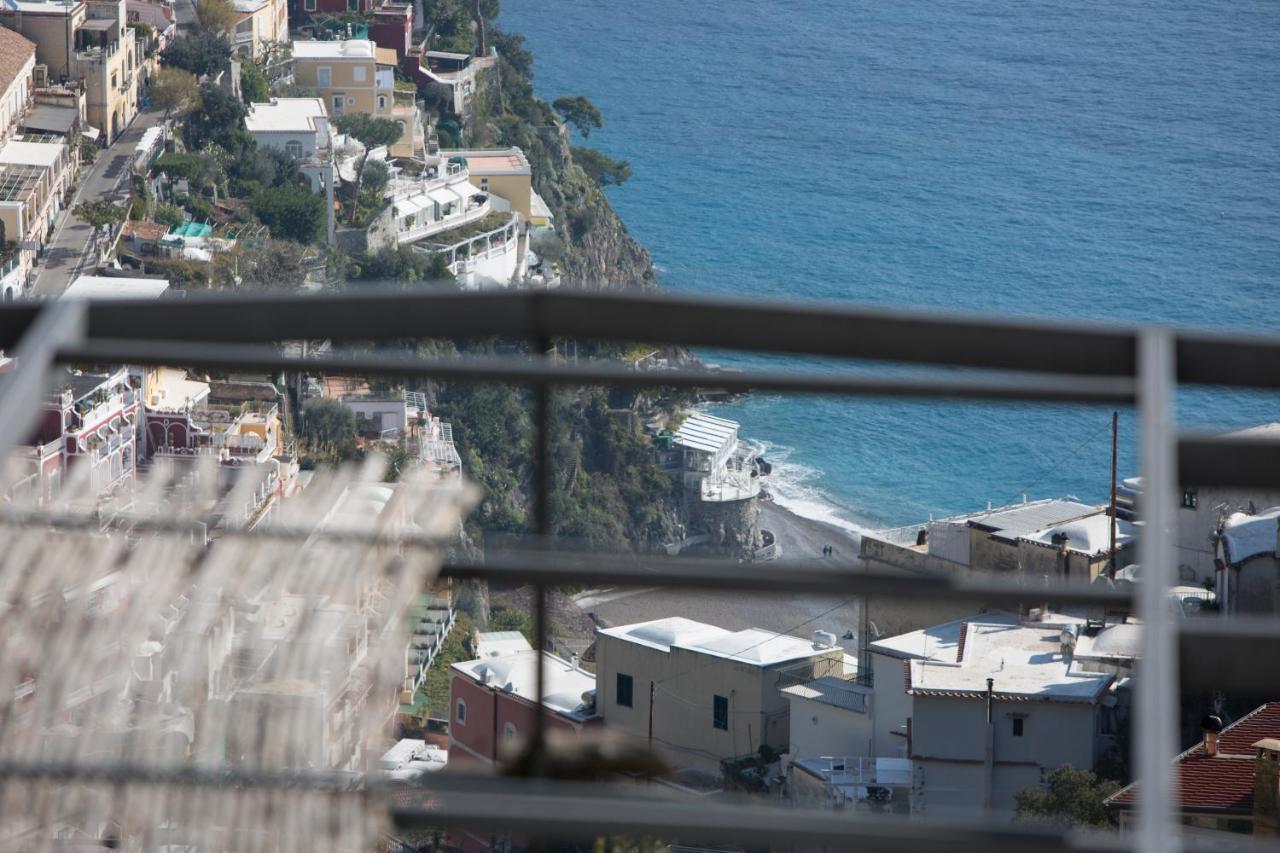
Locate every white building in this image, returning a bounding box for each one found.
[244,98,337,243]
[595,617,849,771]
[869,615,1119,820]
[672,411,760,502]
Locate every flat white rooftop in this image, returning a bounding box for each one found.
[601,617,838,667]
[63,276,169,300]
[673,411,739,455]
[907,622,1113,703]
[245,98,329,134]
[868,610,1018,660]
[451,649,596,721]
[1,1,80,15]
[0,139,65,168]
[292,39,375,60]
[1024,511,1136,556]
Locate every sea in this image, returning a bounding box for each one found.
[500,0,1280,532]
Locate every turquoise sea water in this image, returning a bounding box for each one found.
[501,1,1280,529]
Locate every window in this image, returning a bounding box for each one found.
[615,673,633,708]
[353,65,366,83]
[377,95,386,109]
[455,699,466,724]
[1182,489,1199,509]
[304,0,315,9]
[347,0,359,10]
[285,141,302,158]
[480,178,489,191]
[713,694,728,730]
[1012,717,1024,737]
[317,67,331,88]
[332,95,344,113]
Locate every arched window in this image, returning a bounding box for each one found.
[377,95,386,110]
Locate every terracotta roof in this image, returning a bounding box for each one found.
[122,220,169,242]
[0,29,36,98]
[1108,701,1280,812]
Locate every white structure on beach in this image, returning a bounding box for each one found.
[672,412,760,502]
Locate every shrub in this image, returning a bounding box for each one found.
[251,184,326,244]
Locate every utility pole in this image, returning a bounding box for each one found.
[1109,411,1119,579]
[648,681,655,751]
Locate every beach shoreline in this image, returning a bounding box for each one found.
[758,499,863,566]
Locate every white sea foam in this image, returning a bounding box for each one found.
[746,438,875,539]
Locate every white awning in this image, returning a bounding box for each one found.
[81,126,100,140]
[394,196,430,217]
[426,186,456,205]
[448,182,479,202]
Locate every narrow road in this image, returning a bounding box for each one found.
[32,110,164,296]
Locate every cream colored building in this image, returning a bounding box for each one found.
[231,0,288,61]
[292,40,422,160]
[0,29,38,144]
[443,147,538,220]
[0,138,74,298]
[1,1,138,140]
[595,617,848,771]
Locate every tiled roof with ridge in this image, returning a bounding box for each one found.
[1107,702,1280,812]
[0,28,36,100]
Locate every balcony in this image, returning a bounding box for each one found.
[0,291,1277,852]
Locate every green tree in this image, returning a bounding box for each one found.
[572,146,631,186]
[184,83,248,152]
[252,184,326,244]
[552,95,603,138]
[332,113,401,220]
[74,201,126,233]
[239,60,269,104]
[1014,766,1120,829]
[195,0,237,35]
[361,158,390,198]
[301,398,357,460]
[150,67,201,119]
[154,204,185,228]
[219,237,308,288]
[161,32,232,78]
[154,152,204,181]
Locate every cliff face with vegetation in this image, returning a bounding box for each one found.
[411,4,683,554]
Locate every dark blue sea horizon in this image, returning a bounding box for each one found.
[501,0,1280,530]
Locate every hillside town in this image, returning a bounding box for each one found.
[0,3,1278,853]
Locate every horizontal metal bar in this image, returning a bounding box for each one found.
[0,760,367,792]
[392,775,1264,853]
[5,289,1145,377]
[449,550,1134,608]
[57,340,1137,404]
[0,506,459,551]
[1176,329,1280,390]
[1178,433,1280,487]
[1179,617,1280,692]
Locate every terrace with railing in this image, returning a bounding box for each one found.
[0,290,1278,853]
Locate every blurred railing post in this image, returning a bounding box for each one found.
[1136,328,1179,853]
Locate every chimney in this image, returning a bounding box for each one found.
[1201,714,1223,756]
[1254,738,1280,837]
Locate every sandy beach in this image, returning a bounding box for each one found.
[757,499,862,566]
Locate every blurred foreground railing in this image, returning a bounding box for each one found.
[2,289,1280,852]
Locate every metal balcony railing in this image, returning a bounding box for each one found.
[0,289,1278,852]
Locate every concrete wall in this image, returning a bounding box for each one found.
[910,694,1099,818]
[1235,557,1280,615]
[1184,486,1280,581]
[870,652,911,757]
[969,530,1020,573]
[788,694,873,759]
[250,129,320,159]
[466,172,530,218]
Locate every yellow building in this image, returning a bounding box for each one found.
[231,0,288,61]
[0,28,38,143]
[444,147,552,226]
[292,39,422,160]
